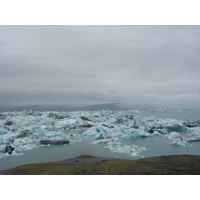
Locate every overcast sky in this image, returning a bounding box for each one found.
[0,25,200,107]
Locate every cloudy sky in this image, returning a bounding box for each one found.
[0,25,200,107]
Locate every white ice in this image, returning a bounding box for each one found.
[106,144,146,158]
[0,109,198,159]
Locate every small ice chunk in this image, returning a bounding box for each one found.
[93,138,120,144]
[170,140,190,147]
[106,144,146,157]
[2,150,23,157]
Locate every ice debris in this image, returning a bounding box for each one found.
[168,131,200,146]
[106,144,146,158]
[92,137,120,144]
[183,120,200,128]
[168,132,190,147]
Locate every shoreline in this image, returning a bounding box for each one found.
[1,154,200,175]
[0,155,127,175]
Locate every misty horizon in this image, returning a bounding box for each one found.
[0,25,200,108]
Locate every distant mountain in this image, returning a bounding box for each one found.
[74,103,120,111]
[0,102,199,112]
[0,103,121,112]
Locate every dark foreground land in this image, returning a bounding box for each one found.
[1,154,200,175]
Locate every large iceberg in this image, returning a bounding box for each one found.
[82,126,110,138]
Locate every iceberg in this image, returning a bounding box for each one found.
[55,119,77,129]
[168,131,200,146]
[0,109,199,161]
[187,127,200,137]
[183,120,200,128]
[163,123,187,132]
[82,126,109,138]
[130,116,142,128]
[106,125,160,139]
[168,132,183,140]
[0,127,7,134]
[150,122,187,133]
[0,132,18,144]
[168,132,190,147]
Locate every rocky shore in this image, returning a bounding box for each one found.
[1,154,200,175]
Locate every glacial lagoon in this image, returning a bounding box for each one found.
[0,109,200,171]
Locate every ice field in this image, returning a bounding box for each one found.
[0,109,200,171]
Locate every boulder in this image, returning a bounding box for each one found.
[40,140,70,145]
[4,145,15,154]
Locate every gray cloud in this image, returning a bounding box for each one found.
[0,25,200,107]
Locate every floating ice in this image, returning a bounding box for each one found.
[0,109,199,160]
[82,126,110,138]
[168,131,200,143]
[131,116,142,128]
[0,127,7,134]
[167,132,200,146]
[92,137,120,144]
[1,150,24,157]
[150,122,187,132]
[168,132,182,140]
[188,127,200,137]
[170,140,190,147]
[0,132,17,144]
[164,123,187,132]
[107,126,160,139]
[106,144,146,157]
[55,119,78,129]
